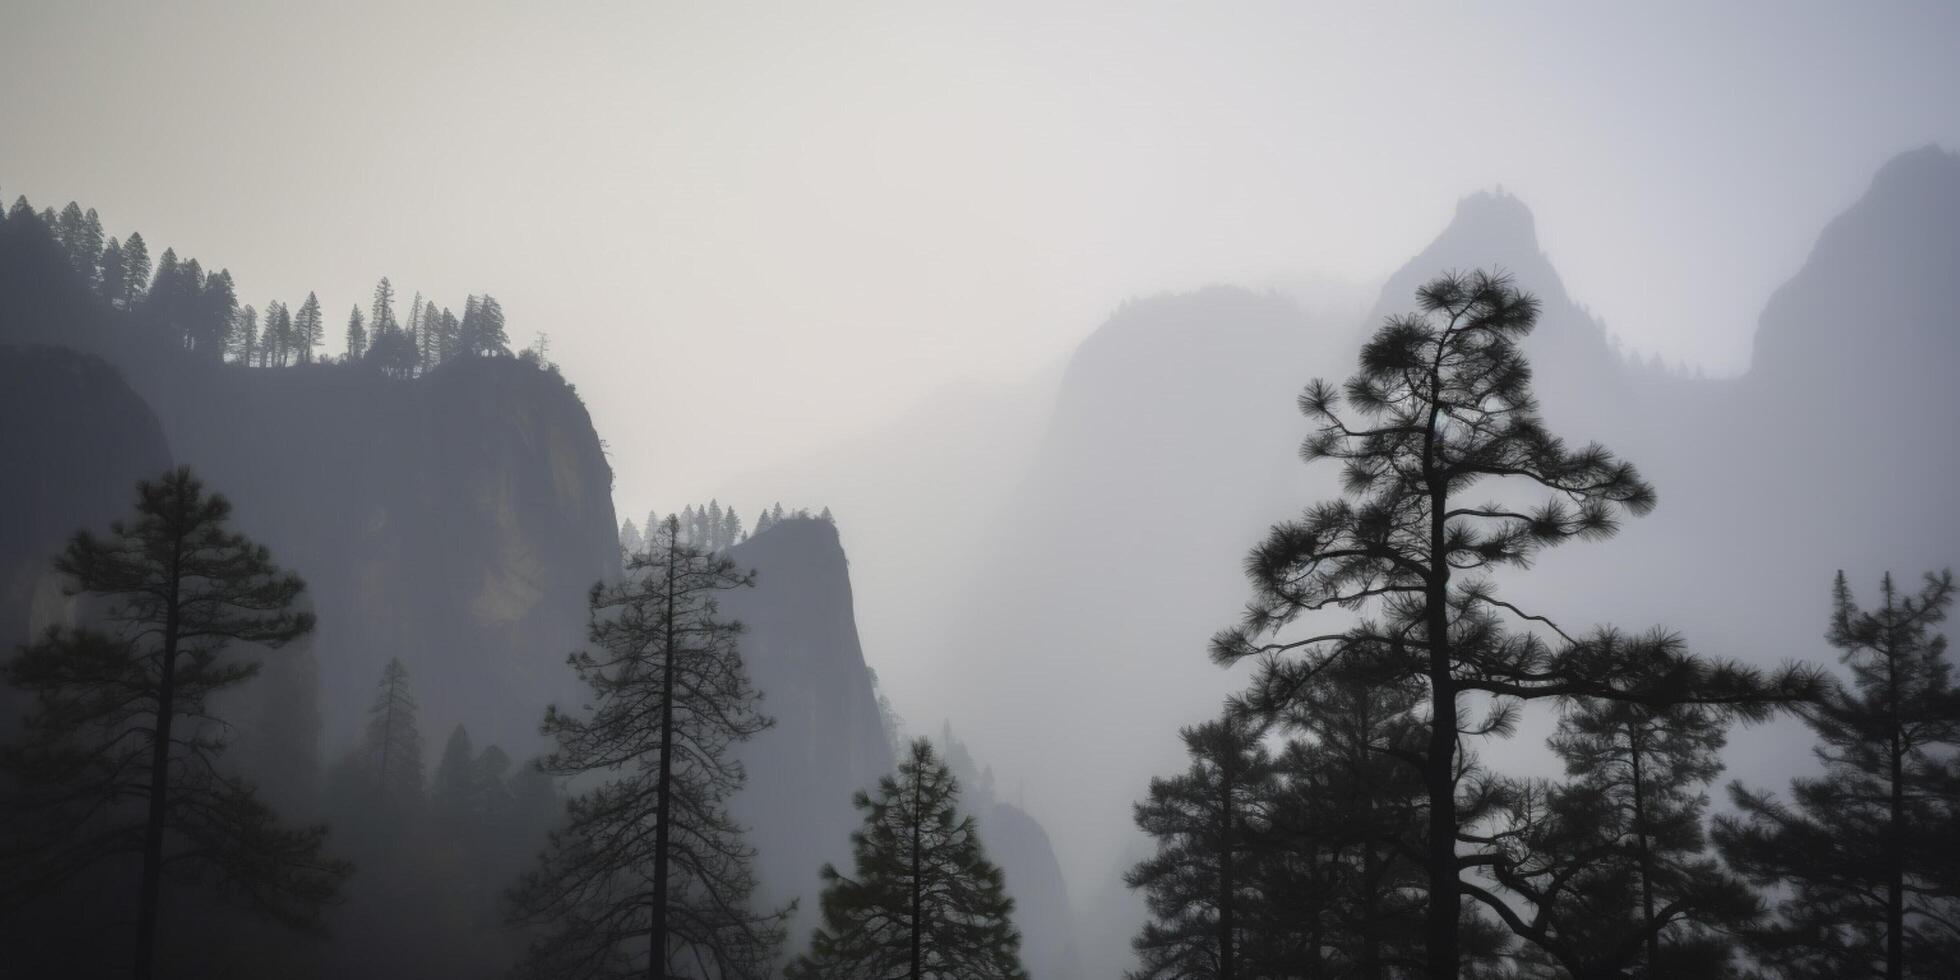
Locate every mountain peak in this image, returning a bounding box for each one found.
[1750,144,1960,384]
[1448,189,1542,255]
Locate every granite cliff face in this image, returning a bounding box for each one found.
[722,518,1080,979]
[723,517,896,927]
[0,345,172,648]
[0,222,618,756]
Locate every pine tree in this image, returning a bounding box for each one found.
[619,518,646,561]
[436,307,460,363]
[0,467,348,979]
[99,236,125,306]
[362,657,425,812]
[192,268,238,359]
[1126,716,1276,980]
[509,516,787,979]
[1715,570,1960,979]
[788,739,1027,980]
[1238,655,1431,978]
[345,305,367,361]
[54,202,102,281]
[263,300,292,367]
[473,294,509,356]
[233,304,259,365]
[432,724,477,834]
[370,276,398,338]
[292,292,324,365]
[1211,270,1815,978]
[1488,695,1760,978]
[120,231,151,307]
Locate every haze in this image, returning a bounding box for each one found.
[6,3,1960,977]
[2,1,1953,510]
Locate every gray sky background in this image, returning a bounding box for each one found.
[4,0,1957,522]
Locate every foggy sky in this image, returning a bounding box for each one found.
[4,2,1957,515]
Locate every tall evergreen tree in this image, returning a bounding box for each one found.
[509,515,786,979]
[1715,570,1960,979]
[1486,695,1760,979]
[370,276,399,339]
[192,268,238,359]
[1211,270,1814,978]
[788,739,1028,980]
[459,293,509,357]
[99,235,125,305]
[435,306,460,364]
[233,304,260,365]
[119,230,151,307]
[362,657,425,812]
[0,467,348,979]
[264,300,292,367]
[292,292,324,364]
[619,518,646,561]
[1126,716,1276,980]
[345,305,367,361]
[1238,655,1431,978]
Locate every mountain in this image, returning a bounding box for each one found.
[722,516,895,933]
[720,517,1080,979]
[983,800,1083,980]
[0,214,618,758]
[0,345,174,737]
[940,145,1960,976]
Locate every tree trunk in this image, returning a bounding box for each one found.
[133,526,183,980]
[910,764,924,980]
[1219,769,1237,980]
[1630,727,1659,976]
[1423,486,1459,980]
[1886,640,1905,980]
[650,542,678,980]
[1360,838,1383,980]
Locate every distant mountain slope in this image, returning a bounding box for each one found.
[720,518,896,943]
[947,145,1960,977]
[0,214,617,757]
[0,345,172,642]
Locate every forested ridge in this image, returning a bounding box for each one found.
[2,191,529,374]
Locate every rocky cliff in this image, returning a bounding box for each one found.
[0,218,618,757]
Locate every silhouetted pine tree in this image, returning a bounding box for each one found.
[264,300,292,367]
[99,235,125,304]
[233,304,259,365]
[1211,270,1815,979]
[1715,570,1960,980]
[370,276,398,338]
[344,305,366,361]
[465,293,508,356]
[192,267,236,359]
[619,518,646,561]
[434,306,460,363]
[0,467,348,980]
[787,738,1027,980]
[508,515,786,979]
[118,230,150,307]
[362,657,425,814]
[1488,693,1759,979]
[1238,655,1431,978]
[1126,716,1276,980]
[292,292,324,364]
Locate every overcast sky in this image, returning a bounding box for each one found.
[5,0,1957,515]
